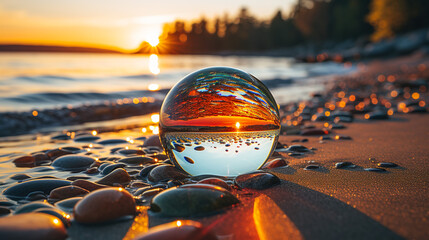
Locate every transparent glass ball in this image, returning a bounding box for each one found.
[159,67,280,176]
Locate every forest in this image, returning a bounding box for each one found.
[138,0,429,54]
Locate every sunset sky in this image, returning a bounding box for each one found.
[0,0,296,51]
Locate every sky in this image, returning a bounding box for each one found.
[0,0,296,51]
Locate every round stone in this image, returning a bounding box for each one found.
[52,155,95,171]
[3,179,71,201]
[235,172,280,190]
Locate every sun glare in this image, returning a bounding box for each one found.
[147,37,159,47]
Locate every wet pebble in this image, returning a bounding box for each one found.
[283,145,311,153]
[34,208,71,227]
[235,172,280,190]
[262,158,288,169]
[51,134,71,140]
[139,164,164,178]
[52,155,95,171]
[10,173,32,180]
[0,207,11,216]
[55,197,82,213]
[304,165,320,170]
[132,220,217,240]
[12,155,35,168]
[150,184,239,217]
[101,163,126,175]
[73,188,136,224]
[46,148,73,160]
[97,139,129,145]
[197,178,231,190]
[3,179,71,201]
[66,176,91,181]
[377,162,398,168]
[14,202,54,214]
[48,185,89,202]
[74,135,100,142]
[25,191,47,201]
[96,168,131,186]
[143,135,162,148]
[117,149,146,156]
[72,179,108,192]
[335,162,356,169]
[148,165,189,183]
[364,167,387,172]
[118,156,156,165]
[0,213,67,240]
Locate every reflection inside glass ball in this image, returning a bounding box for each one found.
[159,67,280,176]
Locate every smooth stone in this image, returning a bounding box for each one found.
[73,188,136,224]
[150,184,239,217]
[143,135,162,148]
[235,172,280,190]
[132,220,217,240]
[130,181,151,188]
[55,197,82,213]
[262,159,288,169]
[25,191,47,201]
[117,149,145,156]
[335,162,356,169]
[61,147,82,152]
[0,213,67,240]
[10,173,32,180]
[96,168,131,186]
[147,153,168,161]
[197,178,231,190]
[364,167,387,172]
[118,156,156,165]
[52,155,95,171]
[99,162,113,170]
[304,165,320,170]
[97,139,129,145]
[72,179,108,192]
[0,200,15,207]
[33,153,50,164]
[167,180,183,188]
[288,152,304,156]
[14,202,54,214]
[101,163,126,175]
[377,162,398,168]
[280,145,311,153]
[48,185,89,202]
[148,165,189,183]
[140,164,162,179]
[34,208,71,227]
[3,179,71,201]
[51,134,71,140]
[138,188,164,204]
[73,135,100,142]
[66,176,91,181]
[334,135,352,140]
[12,156,35,168]
[46,148,73,160]
[0,207,11,216]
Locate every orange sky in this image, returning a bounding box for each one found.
[0,0,295,51]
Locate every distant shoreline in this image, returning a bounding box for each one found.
[0,44,124,54]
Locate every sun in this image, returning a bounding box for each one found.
[147,36,159,47]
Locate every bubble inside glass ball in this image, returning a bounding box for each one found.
[159,67,280,176]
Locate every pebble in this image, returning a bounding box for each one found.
[335,162,356,169]
[197,178,231,190]
[46,148,73,160]
[334,135,352,140]
[364,167,387,172]
[282,145,311,153]
[73,188,136,224]
[73,135,100,142]
[150,184,239,217]
[377,162,398,168]
[48,185,89,202]
[97,139,129,145]
[34,208,71,227]
[143,135,162,148]
[194,146,205,151]
[3,179,71,201]
[117,149,146,156]
[51,155,95,171]
[96,168,131,186]
[235,172,280,190]
[0,207,11,216]
[12,155,35,168]
[319,135,332,141]
[132,220,217,240]
[14,202,54,214]
[304,165,320,170]
[118,156,156,165]
[55,197,82,214]
[148,165,189,183]
[139,164,163,178]
[262,158,288,169]
[72,180,107,192]
[25,191,47,201]
[66,176,91,181]
[101,163,126,175]
[0,213,67,240]
[51,134,71,140]
[10,173,32,180]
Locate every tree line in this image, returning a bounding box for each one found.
[138,0,429,54]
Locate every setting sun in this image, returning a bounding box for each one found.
[147,37,160,47]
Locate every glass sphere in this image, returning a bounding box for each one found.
[159,67,280,176]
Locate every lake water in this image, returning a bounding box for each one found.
[0,53,354,112]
